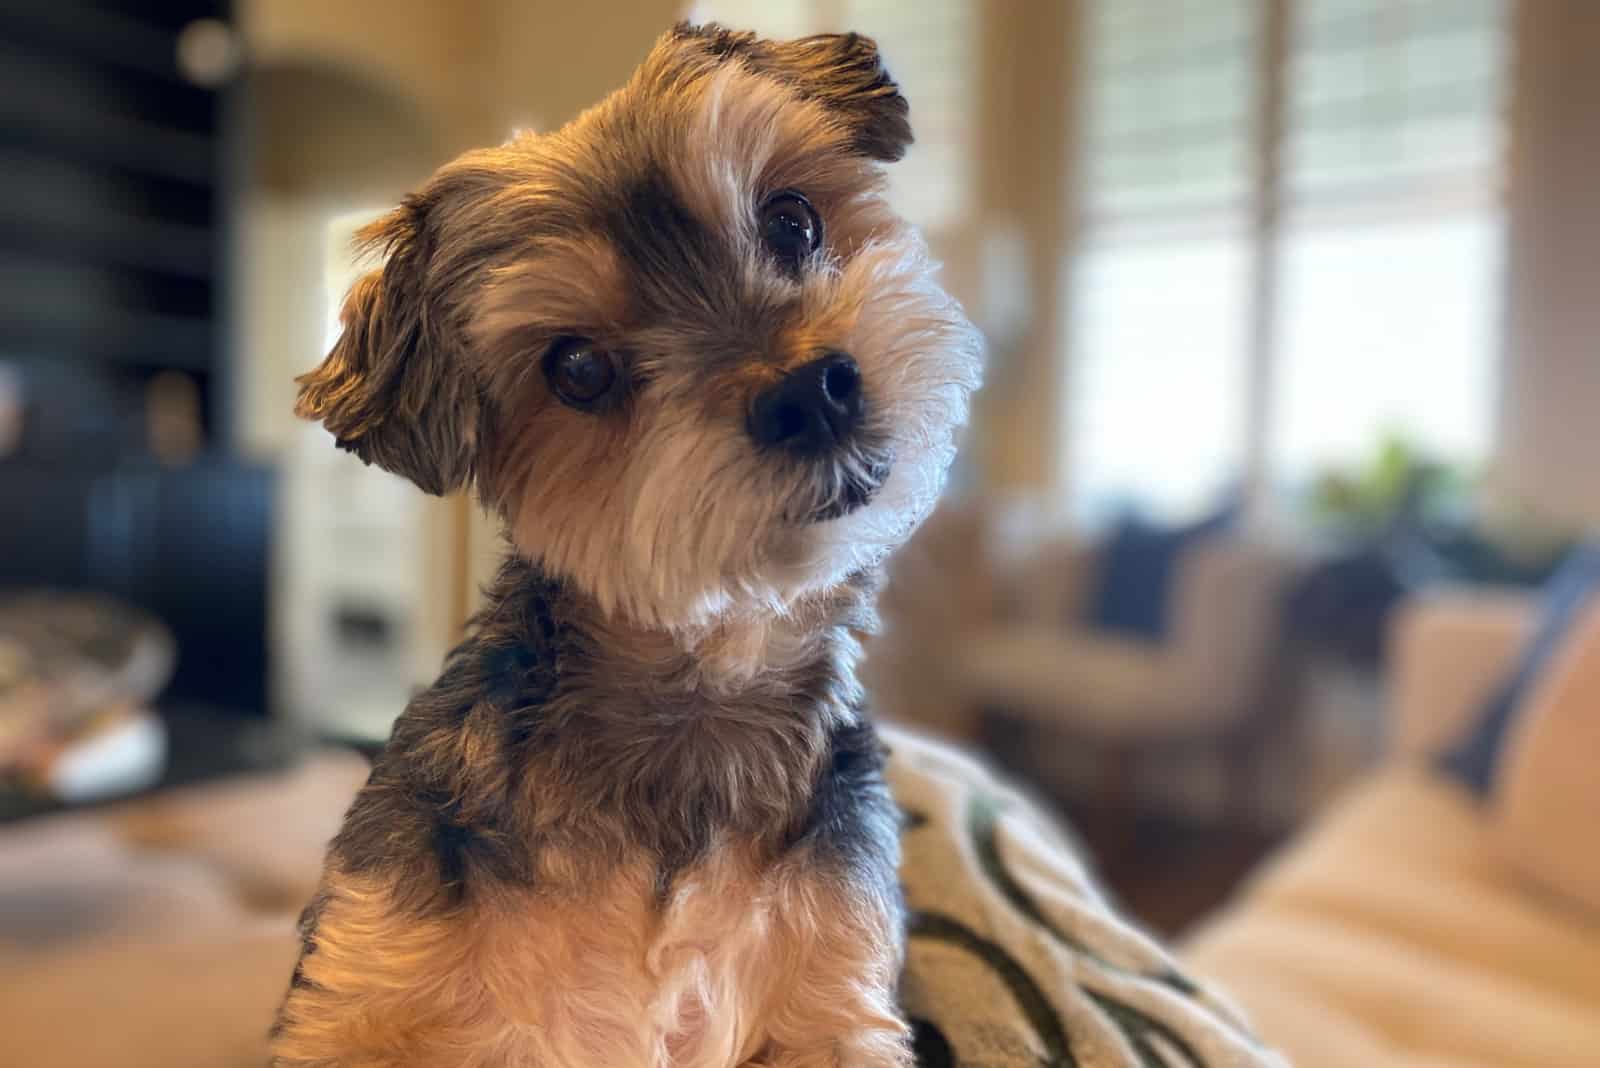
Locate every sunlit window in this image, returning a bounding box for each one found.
[1071,0,1258,523]
[1068,237,1251,524]
[1071,0,1511,522]
[1271,0,1510,490]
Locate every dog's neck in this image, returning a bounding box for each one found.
[606,579,881,697]
[417,553,882,880]
[471,552,880,702]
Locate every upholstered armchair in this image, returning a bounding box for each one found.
[969,533,1295,815]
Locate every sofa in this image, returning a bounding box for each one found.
[0,752,371,1067]
[1183,588,1600,1068]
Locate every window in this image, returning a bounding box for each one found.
[1271,0,1510,491]
[1071,0,1511,522]
[1068,236,1252,523]
[1070,0,1260,523]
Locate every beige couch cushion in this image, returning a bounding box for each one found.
[1490,601,1600,916]
[0,752,368,1068]
[1184,767,1600,1068]
[2,921,303,1068]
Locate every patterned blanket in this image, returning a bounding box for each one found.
[887,728,1287,1068]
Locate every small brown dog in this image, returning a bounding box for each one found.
[272,23,982,1068]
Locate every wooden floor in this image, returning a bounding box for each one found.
[974,715,1291,938]
[1041,800,1284,938]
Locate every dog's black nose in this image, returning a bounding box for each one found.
[748,352,863,454]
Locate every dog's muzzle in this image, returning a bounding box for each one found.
[747,352,891,523]
[808,458,891,523]
[748,352,863,456]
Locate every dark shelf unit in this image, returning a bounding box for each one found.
[0,0,231,445]
[0,3,273,724]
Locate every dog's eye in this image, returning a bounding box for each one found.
[544,338,619,409]
[759,192,821,272]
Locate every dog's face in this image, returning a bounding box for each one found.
[297,25,982,628]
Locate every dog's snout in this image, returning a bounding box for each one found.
[748,352,863,454]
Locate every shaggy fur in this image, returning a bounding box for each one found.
[275,22,982,1068]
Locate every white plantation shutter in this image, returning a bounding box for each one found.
[1069,0,1260,522]
[1269,0,1511,487]
[1286,0,1508,202]
[1269,215,1504,484]
[1082,0,1259,223]
[1068,236,1252,521]
[1070,0,1512,520]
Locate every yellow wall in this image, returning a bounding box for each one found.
[240,0,683,152]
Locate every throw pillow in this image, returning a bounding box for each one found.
[1438,544,1600,795]
[1488,599,1600,915]
[1086,503,1238,641]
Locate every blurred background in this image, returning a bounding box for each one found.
[2,2,1599,1065]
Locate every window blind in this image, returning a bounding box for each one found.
[1082,0,1259,227]
[1269,0,1511,488]
[1070,0,1512,519]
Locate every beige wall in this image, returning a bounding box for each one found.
[971,0,1081,493]
[240,0,495,153]
[240,0,683,150]
[1497,0,1600,528]
[480,2,682,136]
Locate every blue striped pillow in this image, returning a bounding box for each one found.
[1439,544,1600,796]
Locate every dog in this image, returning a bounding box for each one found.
[271,22,982,1068]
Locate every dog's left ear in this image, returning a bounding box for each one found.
[295,192,481,497]
[677,23,913,163]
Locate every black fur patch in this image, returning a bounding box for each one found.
[327,566,567,911]
[613,170,711,287]
[606,166,753,339]
[795,716,903,905]
[271,891,329,1037]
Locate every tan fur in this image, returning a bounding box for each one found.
[275,845,903,1068]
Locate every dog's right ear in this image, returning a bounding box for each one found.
[295,194,481,497]
[674,23,913,163]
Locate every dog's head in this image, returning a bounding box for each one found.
[297,24,983,628]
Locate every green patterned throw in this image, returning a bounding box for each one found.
[886,728,1286,1068]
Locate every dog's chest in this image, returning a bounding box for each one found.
[478,846,805,1068]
